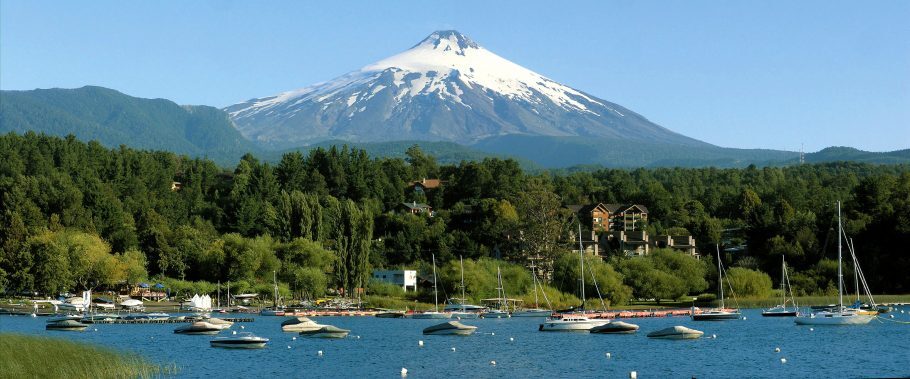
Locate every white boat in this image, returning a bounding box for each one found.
[647,326,703,339]
[119,298,144,311]
[539,314,609,331]
[794,202,874,326]
[174,321,223,335]
[260,271,285,316]
[449,311,481,319]
[210,332,269,349]
[692,245,742,321]
[590,321,639,334]
[513,265,552,317]
[411,254,451,320]
[46,319,88,331]
[47,315,83,323]
[762,256,799,317]
[482,266,512,318]
[484,309,510,319]
[299,325,350,339]
[422,321,477,336]
[280,316,326,332]
[57,297,86,312]
[445,256,484,320]
[202,317,234,330]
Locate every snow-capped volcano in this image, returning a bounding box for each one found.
[225,30,707,148]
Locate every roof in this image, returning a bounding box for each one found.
[603,204,649,214]
[400,202,431,210]
[409,178,444,189]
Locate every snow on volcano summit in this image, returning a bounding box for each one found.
[225,30,701,148]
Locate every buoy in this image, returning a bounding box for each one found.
[775,347,781,353]
[630,371,638,379]
[781,358,787,364]
[93,328,98,332]
[491,332,495,336]
[418,340,424,347]
[30,313,36,317]
[356,335,361,339]
[712,334,717,339]
[287,345,291,349]
[890,315,895,318]
[743,316,747,320]
[605,352,612,359]
[240,325,245,329]
[232,331,237,335]
[509,337,514,342]
[451,347,456,352]
[318,350,323,356]
[809,328,814,331]
[292,336,297,341]
[401,368,408,377]
[490,360,496,366]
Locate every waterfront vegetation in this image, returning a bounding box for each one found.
[1,132,909,308]
[0,333,175,378]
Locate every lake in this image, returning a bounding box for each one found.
[2,308,909,378]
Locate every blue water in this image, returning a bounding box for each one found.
[2,308,909,378]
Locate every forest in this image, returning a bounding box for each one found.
[1,131,908,307]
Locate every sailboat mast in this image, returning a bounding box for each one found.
[716,245,724,309]
[837,201,844,310]
[780,256,786,307]
[460,256,466,313]
[532,265,540,309]
[432,254,439,313]
[578,220,585,310]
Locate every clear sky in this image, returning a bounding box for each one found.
[2,0,908,152]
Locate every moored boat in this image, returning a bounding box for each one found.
[693,245,741,321]
[539,314,609,331]
[174,321,223,335]
[280,316,327,332]
[590,321,639,334]
[210,332,269,349]
[762,256,800,317]
[375,310,405,318]
[647,326,703,339]
[299,325,350,339]
[46,319,88,331]
[422,321,477,336]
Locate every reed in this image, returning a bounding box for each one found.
[0,333,176,379]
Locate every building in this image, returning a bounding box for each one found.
[372,270,417,292]
[568,202,696,257]
[408,178,445,194]
[398,201,434,216]
[568,203,649,232]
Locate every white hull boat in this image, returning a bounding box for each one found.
[174,321,223,335]
[423,321,477,336]
[410,311,451,319]
[299,325,350,339]
[281,316,326,332]
[647,326,704,339]
[539,315,609,331]
[211,333,269,349]
[512,309,552,317]
[794,309,874,325]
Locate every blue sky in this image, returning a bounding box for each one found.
[2,0,907,152]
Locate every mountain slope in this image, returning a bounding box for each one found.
[225,30,709,149]
[0,86,259,164]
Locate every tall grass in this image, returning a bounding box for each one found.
[0,333,176,378]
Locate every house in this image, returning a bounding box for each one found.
[568,203,649,232]
[652,234,698,256]
[398,201,434,216]
[408,178,445,194]
[372,270,417,292]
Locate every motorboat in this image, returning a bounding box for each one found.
[590,321,640,334]
[409,311,450,319]
[280,316,327,332]
[46,319,88,331]
[203,317,234,329]
[119,299,144,311]
[538,314,609,331]
[174,321,224,335]
[422,321,477,336]
[375,309,405,318]
[484,309,510,319]
[449,311,481,319]
[762,305,799,317]
[57,297,86,312]
[81,313,122,323]
[647,326,704,339]
[210,332,269,349]
[299,325,350,339]
[46,315,83,323]
[259,308,286,316]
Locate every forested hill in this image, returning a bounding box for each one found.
[1,133,908,303]
[0,86,260,165]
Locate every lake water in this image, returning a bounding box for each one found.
[2,308,909,378]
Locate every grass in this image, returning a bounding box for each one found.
[0,333,176,379]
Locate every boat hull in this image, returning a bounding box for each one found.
[511,309,552,317]
[449,312,481,319]
[375,312,405,318]
[761,311,799,317]
[692,311,741,321]
[590,321,639,334]
[794,313,875,325]
[647,326,703,339]
[538,319,609,332]
[210,341,268,349]
[410,312,450,319]
[422,321,477,336]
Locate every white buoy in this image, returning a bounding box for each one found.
[890,315,895,318]
[630,371,638,379]
[775,347,781,353]
[240,325,245,329]
[418,340,424,347]
[401,368,408,377]
[30,313,36,318]
[781,358,787,364]
[742,316,747,320]
[356,336,361,339]
[451,347,456,352]
[93,328,98,332]
[287,345,291,349]
[232,331,237,335]
[490,360,496,366]
[605,352,612,359]
[318,350,323,356]
[491,332,495,336]
[712,334,717,339]
[509,337,514,342]
[809,328,814,331]
[292,336,297,341]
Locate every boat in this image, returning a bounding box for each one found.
[762,256,799,317]
[174,321,223,335]
[795,202,875,326]
[57,297,86,313]
[280,316,327,332]
[422,321,477,336]
[119,298,144,311]
[45,319,88,331]
[46,315,83,323]
[692,245,742,321]
[374,309,406,318]
[590,321,639,334]
[210,332,269,349]
[299,325,350,339]
[513,265,552,317]
[647,326,704,339]
[539,222,610,331]
[446,256,483,320]
[411,254,450,319]
[844,236,881,316]
[202,317,234,329]
[260,271,286,316]
[483,266,512,318]
[80,313,122,323]
[539,314,609,331]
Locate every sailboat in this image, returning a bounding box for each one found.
[844,237,883,315]
[795,201,875,326]
[762,256,799,317]
[484,266,511,318]
[448,256,481,319]
[513,265,553,317]
[539,219,610,331]
[260,271,285,316]
[411,254,450,319]
[692,245,742,321]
